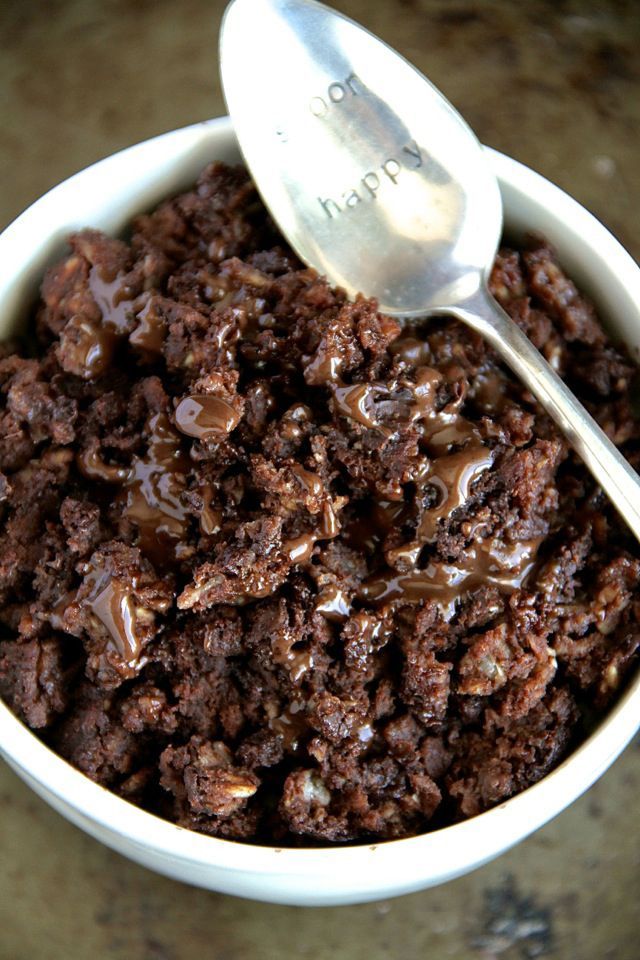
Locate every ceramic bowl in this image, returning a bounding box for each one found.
[1,117,639,906]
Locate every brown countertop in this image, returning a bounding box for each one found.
[1,1,639,957]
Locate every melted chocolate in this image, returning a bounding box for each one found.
[332,383,381,430]
[283,533,317,564]
[407,366,480,453]
[361,537,541,620]
[84,567,141,666]
[349,612,392,653]
[315,583,351,621]
[63,315,116,379]
[79,414,191,566]
[289,650,314,682]
[270,618,315,681]
[329,361,535,618]
[77,447,129,483]
[130,297,167,356]
[291,464,325,498]
[346,500,407,555]
[283,502,341,567]
[304,344,344,384]
[174,395,241,440]
[319,501,340,538]
[326,363,481,461]
[89,266,135,332]
[389,335,433,367]
[199,483,223,536]
[418,447,495,543]
[122,413,190,566]
[269,701,309,749]
[281,403,313,441]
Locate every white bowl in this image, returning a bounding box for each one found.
[1,117,639,907]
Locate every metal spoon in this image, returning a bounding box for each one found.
[220,0,640,540]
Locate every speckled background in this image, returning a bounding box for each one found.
[1,1,639,957]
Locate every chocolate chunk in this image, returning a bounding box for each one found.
[174,395,241,440]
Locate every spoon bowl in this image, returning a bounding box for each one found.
[221,0,501,315]
[220,0,640,542]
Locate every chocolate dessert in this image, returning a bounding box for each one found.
[0,162,638,844]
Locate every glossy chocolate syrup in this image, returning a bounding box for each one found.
[305,340,536,619]
[314,583,351,621]
[268,700,309,749]
[58,268,137,380]
[174,395,241,441]
[63,315,117,379]
[78,414,191,566]
[129,296,167,356]
[75,319,532,620]
[123,413,191,566]
[332,383,381,430]
[360,537,541,620]
[88,266,135,332]
[84,566,141,666]
[281,498,342,566]
[77,447,129,483]
[417,447,495,544]
[304,340,344,385]
[199,483,223,536]
[290,463,325,498]
[283,532,317,564]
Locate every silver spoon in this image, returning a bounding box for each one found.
[220,0,640,540]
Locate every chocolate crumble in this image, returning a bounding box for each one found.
[0,162,639,844]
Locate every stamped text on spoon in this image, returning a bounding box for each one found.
[277,71,425,219]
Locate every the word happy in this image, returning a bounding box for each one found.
[318,140,423,219]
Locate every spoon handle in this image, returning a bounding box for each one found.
[451,284,640,542]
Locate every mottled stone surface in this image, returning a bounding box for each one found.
[1,0,639,956]
[1,743,639,959]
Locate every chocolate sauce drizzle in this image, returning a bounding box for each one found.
[77,413,191,566]
[84,566,142,667]
[122,413,191,566]
[307,344,540,620]
[129,296,167,356]
[174,395,241,441]
[88,266,135,332]
[75,321,538,626]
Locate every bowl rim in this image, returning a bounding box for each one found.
[0,116,639,880]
